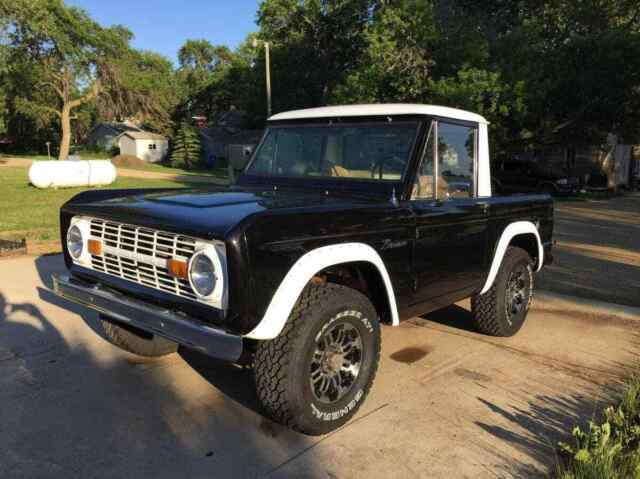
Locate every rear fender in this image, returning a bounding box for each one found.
[480,221,543,295]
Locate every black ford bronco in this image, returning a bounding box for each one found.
[53,104,553,435]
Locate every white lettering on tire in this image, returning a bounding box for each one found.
[311,389,364,421]
[314,310,373,342]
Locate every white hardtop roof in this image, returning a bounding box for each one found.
[269,104,488,124]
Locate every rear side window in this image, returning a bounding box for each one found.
[412,120,478,200]
[436,122,476,199]
[412,123,436,199]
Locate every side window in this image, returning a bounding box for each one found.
[436,122,477,199]
[412,122,435,200]
[250,131,277,175]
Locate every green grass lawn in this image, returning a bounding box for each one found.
[118,160,228,178]
[0,166,190,242]
[3,151,111,160]
[1,153,229,179]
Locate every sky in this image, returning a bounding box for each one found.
[66,0,260,63]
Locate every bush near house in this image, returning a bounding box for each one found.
[169,122,202,170]
[556,372,640,478]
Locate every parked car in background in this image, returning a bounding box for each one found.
[493,158,580,195]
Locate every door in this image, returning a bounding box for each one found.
[410,120,488,307]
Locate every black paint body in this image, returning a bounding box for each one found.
[59,115,554,337]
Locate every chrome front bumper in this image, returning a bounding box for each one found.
[52,274,243,362]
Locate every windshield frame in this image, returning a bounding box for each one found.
[237,115,427,198]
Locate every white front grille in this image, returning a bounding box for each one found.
[87,218,198,301]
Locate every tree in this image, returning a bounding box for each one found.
[0,0,133,158]
[429,67,527,157]
[176,39,235,120]
[454,0,640,147]
[257,0,375,108]
[334,0,437,103]
[169,122,202,169]
[1,0,178,158]
[0,42,9,137]
[99,49,180,135]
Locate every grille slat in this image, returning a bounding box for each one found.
[87,218,198,301]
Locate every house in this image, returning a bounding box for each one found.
[513,134,638,190]
[117,131,169,163]
[85,122,141,150]
[199,126,232,164]
[226,129,263,166]
[199,127,263,170]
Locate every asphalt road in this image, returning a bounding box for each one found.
[537,192,640,308]
[1,254,638,479]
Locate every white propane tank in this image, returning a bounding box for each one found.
[28,160,117,189]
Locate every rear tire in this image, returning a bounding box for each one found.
[471,246,534,337]
[100,315,178,357]
[254,283,381,436]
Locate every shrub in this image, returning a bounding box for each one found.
[557,373,640,478]
[169,122,202,169]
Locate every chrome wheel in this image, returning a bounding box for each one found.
[310,321,363,404]
[505,265,529,324]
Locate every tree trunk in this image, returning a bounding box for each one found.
[59,104,71,160]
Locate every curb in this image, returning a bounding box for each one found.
[533,290,640,322]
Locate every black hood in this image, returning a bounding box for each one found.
[62,186,383,240]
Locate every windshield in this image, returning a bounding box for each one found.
[245,122,419,182]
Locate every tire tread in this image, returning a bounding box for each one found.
[254,283,380,434]
[101,319,178,357]
[471,246,533,337]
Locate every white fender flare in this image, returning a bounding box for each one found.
[245,243,399,340]
[480,221,544,295]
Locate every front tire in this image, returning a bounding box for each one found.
[254,283,381,436]
[471,246,534,337]
[100,315,178,357]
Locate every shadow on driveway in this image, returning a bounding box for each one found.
[0,254,321,479]
[10,252,638,478]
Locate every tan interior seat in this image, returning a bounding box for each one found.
[412,175,449,199]
[330,165,372,179]
[331,165,349,177]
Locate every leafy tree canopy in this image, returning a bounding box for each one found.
[3,0,640,160]
[1,0,178,157]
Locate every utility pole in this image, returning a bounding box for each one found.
[265,42,272,118]
[253,39,272,117]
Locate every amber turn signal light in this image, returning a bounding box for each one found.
[167,259,188,279]
[88,239,102,256]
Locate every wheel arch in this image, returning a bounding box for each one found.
[314,260,393,326]
[245,243,399,340]
[480,221,543,295]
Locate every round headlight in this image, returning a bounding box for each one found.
[189,252,217,298]
[67,225,84,259]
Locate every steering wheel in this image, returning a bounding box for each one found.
[370,156,405,180]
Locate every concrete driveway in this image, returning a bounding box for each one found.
[537,192,640,308]
[1,254,638,479]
